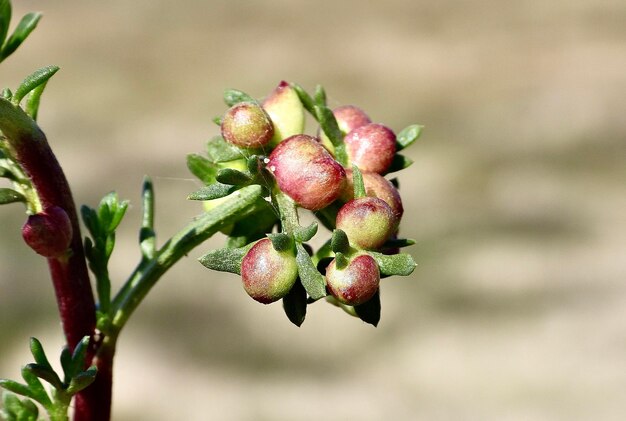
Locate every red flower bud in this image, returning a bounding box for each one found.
[268,134,346,210]
[326,253,380,306]
[319,105,371,153]
[336,197,396,250]
[22,206,73,258]
[221,102,274,149]
[241,238,298,304]
[344,123,396,174]
[342,169,403,223]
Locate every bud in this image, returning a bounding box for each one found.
[326,253,380,306]
[268,134,346,210]
[263,81,305,146]
[221,102,274,149]
[342,169,403,223]
[22,206,73,258]
[336,197,396,250]
[241,238,298,304]
[319,105,372,153]
[344,123,396,174]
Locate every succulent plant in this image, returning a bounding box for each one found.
[344,123,396,174]
[221,101,274,148]
[325,253,380,306]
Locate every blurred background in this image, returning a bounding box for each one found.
[1,1,625,420]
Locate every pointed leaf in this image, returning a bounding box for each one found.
[293,222,318,243]
[29,338,52,370]
[396,124,423,151]
[24,80,49,120]
[351,165,366,198]
[23,364,62,390]
[13,66,59,105]
[187,153,217,184]
[68,336,90,380]
[223,88,256,107]
[66,366,97,395]
[385,154,413,174]
[295,244,326,300]
[0,188,25,204]
[60,347,72,383]
[291,83,315,115]
[368,251,417,276]
[382,238,415,249]
[198,245,250,275]
[187,183,237,201]
[314,84,326,106]
[206,136,243,163]
[215,168,251,186]
[0,0,11,47]
[267,232,293,253]
[20,367,50,407]
[0,380,33,400]
[331,229,349,254]
[1,12,42,61]
[283,279,307,327]
[354,290,381,326]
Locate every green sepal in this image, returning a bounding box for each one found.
[187,183,237,201]
[368,251,417,276]
[198,245,251,275]
[396,124,423,151]
[187,153,217,184]
[0,0,11,47]
[295,244,326,300]
[282,279,307,327]
[215,168,252,186]
[23,364,63,391]
[267,232,294,253]
[0,12,41,62]
[334,252,348,270]
[66,366,97,395]
[290,83,315,115]
[206,136,243,163]
[13,65,59,105]
[20,366,50,407]
[0,187,25,204]
[331,229,349,254]
[223,88,256,107]
[314,84,326,106]
[354,290,381,327]
[351,165,366,199]
[385,154,413,174]
[293,222,318,243]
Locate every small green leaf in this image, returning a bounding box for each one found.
[60,347,72,383]
[223,89,256,107]
[1,87,11,100]
[23,364,62,391]
[20,366,50,407]
[290,83,315,115]
[13,65,59,105]
[187,153,217,184]
[187,183,237,201]
[0,0,11,47]
[352,165,366,199]
[382,238,415,249]
[24,80,48,120]
[0,188,25,204]
[212,116,222,126]
[396,124,423,151]
[80,206,99,238]
[29,338,52,370]
[0,12,42,62]
[19,398,39,420]
[295,244,326,300]
[66,366,97,395]
[314,84,326,105]
[335,252,348,270]
[68,336,90,381]
[385,154,413,174]
[206,136,243,163]
[2,392,22,418]
[215,168,251,186]
[198,245,250,275]
[282,280,307,327]
[0,380,33,400]
[331,229,349,254]
[314,104,348,165]
[368,251,417,276]
[293,222,318,243]
[267,232,293,253]
[354,290,381,327]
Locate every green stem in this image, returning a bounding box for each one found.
[273,187,299,234]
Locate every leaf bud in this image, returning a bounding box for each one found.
[22,206,73,258]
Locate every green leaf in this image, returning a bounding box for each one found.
[335,252,348,270]
[282,280,307,327]
[23,364,63,391]
[314,104,348,165]
[0,188,25,204]
[396,124,423,151]
[186,153,217,184]
[215,168,251,186]
[13,65,59,105]
[368,251,417,276]
[351,165,366,199]
[1,87,11,100]
[293,222,318,243]
[314,84,326,106]
[206,136,243,163]
[24,79,49,120]
[382,238,415,249]
[68,336,90,381]
[60,347,72,383]
[2,392,21,419]
[187,183,237,201]
[66,366,97,395]
[354,290,381,327]
[290,83,315,115]
[267,232,293,253]
[19,398,39,420]
[295,244,326,300]
[0,12,42,62]
[330,229,349,254]
[385,154,413,174]
[29,338,52,370]
[0,0,11,47]
[223,88,256,107]
[80,205,99,238]
[20,366,50,407]
[198,245,250,275]
[212,116,222,126]
[0,380,33,400]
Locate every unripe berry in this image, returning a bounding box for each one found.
[262,81,305,147]
[336,197,395,250]
[22,206,73,258]
[326,253,380,306]
[342,169,403,223]
[268,134,346,210]
[221,102,274,149]
[344,123,396,174]
[319,105,371,153]
[241,238,298,304]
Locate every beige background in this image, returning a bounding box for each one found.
[1,1,625,420]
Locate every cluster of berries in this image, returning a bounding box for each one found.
[193,81,420,326]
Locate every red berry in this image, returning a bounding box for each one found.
[342,169,403,224]
[221,102,274,149]
[319,105,371,153]
[326,253,380,306]
[344,123,396,174]
[336,197,396,250]
[268,134,346,210]
[262,81,305,146]
[241,238,298,304]
[22,206,73,258]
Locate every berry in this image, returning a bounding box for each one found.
[262,81,305,146]
[22,206,73,258]
[221,102,274,149]
[336,197,396,250]
[319,105,371,153]
[326,253,380,306]
[342,169,403,223]
[344,123,396,174]
[268,134,346,210]
[241,238,298,304]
